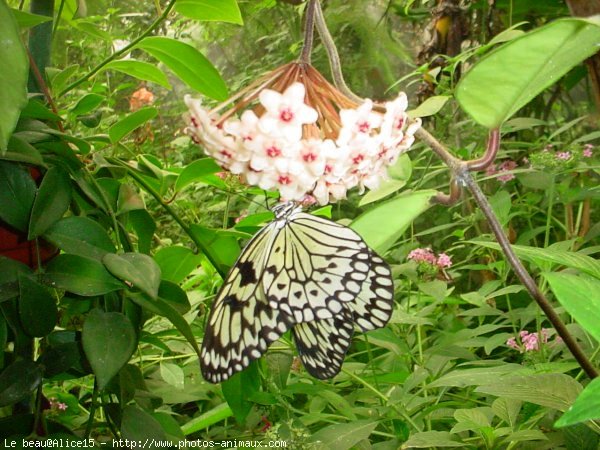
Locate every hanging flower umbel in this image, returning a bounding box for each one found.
[185,61,420,205]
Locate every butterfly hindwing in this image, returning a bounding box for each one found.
[353,251,395,331]
[292,305,355,379]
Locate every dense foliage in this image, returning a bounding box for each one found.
[0,0,599,449]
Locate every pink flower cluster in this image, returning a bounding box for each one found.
[185,82,421,205]
[408,248,452,269]
[486,159,517,183]
[506,329,554,352]
[583,144,594,158]
[49,398,68,411]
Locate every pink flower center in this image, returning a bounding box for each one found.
[303,152,317,162]
[219,149,233,158]
[395,117,405,130]
[324,164,333,174]
[279,108,294,123]
[266,145,282,157]
[358,121,370,133]
[278,175,292,185]
[352,154,365,164]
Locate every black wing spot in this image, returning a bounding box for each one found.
[323,277,331,284]
[328,262,338,269]
[277,283,286,290]
[310,289,318,296]
[294,291,302,298]
[238,260,257,287]
[222,294,243,311]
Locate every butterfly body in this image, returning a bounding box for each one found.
[200,202,394,383]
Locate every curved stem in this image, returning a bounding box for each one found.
[58,0,177,97]
[314,8,598,379]
[299,0,317,64]
[467,128,500,171]
[460,167,597,379]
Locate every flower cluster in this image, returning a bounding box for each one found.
[486,159,518,183]
[506,328,561,352]
[528,143,595,172]
[184,63,421,205]
[49,397,68,412]
[408,247,452,270]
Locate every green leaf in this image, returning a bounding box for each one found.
[128,293,201,358]
[1,135,44,166]
[0,257,31,302]
[408,95,450,118]
[70,93,104,116]
[103,253,161,299]
[476,373,582,412]
[45,254,124,296]
[404,431,467,448]
[175,0,243,24]
[175,158,222,192]
[189,225,240,276]
[470,241,600,280]
[543,272,600,343]
[128,209,156,254]
[358,180,407,206]
[158,281,191,314]
[18,274,57,337]
[121,405,168,441]
[37,342,80,377]
[221,364,260,424]
[555,378,600,427]
[181,403,233,435]
[351,190,435,254]
[0,359,42,407]
[102,59,171,89]
[154,246,203,284]
[428,364,532,388]
[307,420,379,450]
[10,8,53,28]
[44,216,116,261]
[0,1,28,152]
[109,107,157,143]
[0,161,36,231]
[456,17,600,128]
[82,309,136,390]
[28,166,72,239]
[136,37,228,100]
[160,362,185,390]
[117,183,145,215]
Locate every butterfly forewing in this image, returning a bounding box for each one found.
[262,212,372,323]
[200,220,292,383]
[292,305,355,379]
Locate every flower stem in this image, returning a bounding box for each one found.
[58,0,177,97]
[299,0,317,64]
[84,379,99,439]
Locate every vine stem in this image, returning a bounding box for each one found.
[58,0,177,97]
[312,2,598,379]
[84,379,99,439]
[299,0,317,64]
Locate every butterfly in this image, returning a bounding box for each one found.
[200,201,394,383]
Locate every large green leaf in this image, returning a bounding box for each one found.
[0,359,42,406]
[351,190,435,254]
[121,405,169,442]
[102,59,171,89]
[44,216,116,261]
[18,273,57,337]
[10,8,53,29]
[221,364,261,424]
[136,37,227,100]
[456,17,600,128]
[555,378,600,427]
[189,225,240,276]
[82,309,136,390]
[308,420,379,449]
[476,373,582,412]
[0,0,28,152]
[471,241,600,280]
[103,253,161,299]
[404,431,467,448]
[0,161,36,231]
[154,246,203,284]
[543,272,600,343]
[175,0,243,24]
[28,166,73,239]
[109,107,157,143]
[175,158,222,192]
[45,254,124,296]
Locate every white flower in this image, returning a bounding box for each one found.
[258,83,318,141]
[337,99,383,145]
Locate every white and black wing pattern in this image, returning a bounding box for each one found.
[353,251,395,332]
[200,219,293,383]
[292,305,355,379]
[262,212,372,322]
